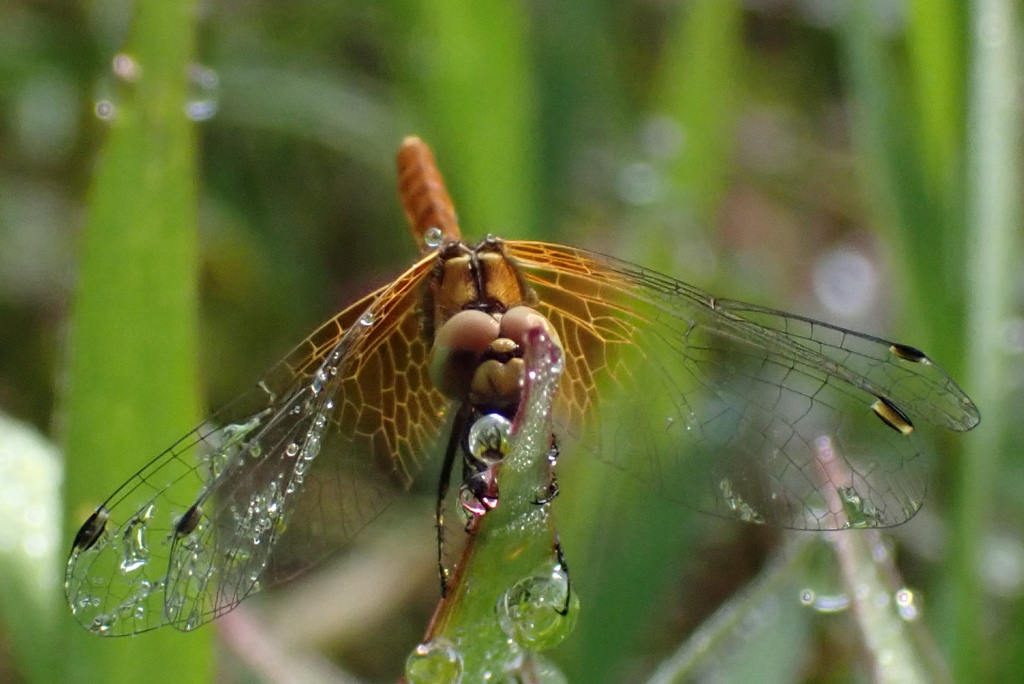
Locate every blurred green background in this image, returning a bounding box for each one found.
[0,0,1021,682]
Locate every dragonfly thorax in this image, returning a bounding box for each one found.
[428,239,533,333]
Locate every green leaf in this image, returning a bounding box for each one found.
[407,331,576,681]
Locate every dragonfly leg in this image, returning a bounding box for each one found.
[436,404,471,598]
[553,532,573,616]
[532,436,561,505]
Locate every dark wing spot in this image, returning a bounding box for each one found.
[71,506,109,553]
[871,397,915,435]
[890,343,929,363]
[173,503,203,538]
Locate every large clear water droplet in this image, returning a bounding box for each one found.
[497,568,579,651]
[467,413,511,462]
[424,226,444,248]
[405,638,463,684]
[359,311,376,327]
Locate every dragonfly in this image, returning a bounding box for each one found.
[65,136,980,637]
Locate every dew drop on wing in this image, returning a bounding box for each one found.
[71,506,109,553]
[838,486,884,528]
[119,504,153,573]
[311,368,328,394]
[89,613,115,635]
[719,479,764,524]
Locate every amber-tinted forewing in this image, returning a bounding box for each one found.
[65,253,452,636]
[505,241,979,530]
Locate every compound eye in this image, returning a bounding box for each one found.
[430,309,500,399]
[499,306,562,351]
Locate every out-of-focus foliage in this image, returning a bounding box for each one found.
[0,1,1020,683]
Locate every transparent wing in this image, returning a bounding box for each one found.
[506,241,979,530]
[65,254,452,636]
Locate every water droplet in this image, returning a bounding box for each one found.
[497,569,579,651]
[617,161,663,205]
[185,99,218,121]
[311,368,328,394]
[405,638,463,684]
[798,588,849,613]
[467,413,512,462]
[119,505,153,573]
[94,100,115,121]
[838,486,884,528]
[504,653,568,684]
[190,64,219,90]
[111,53,140,82]
[719,479,765,523]
[813,245,878,318]
[359,311,376,327]
[89,613,116,635]
[185,63,219,122]
[895,588,920,621]
[424,226,444,248]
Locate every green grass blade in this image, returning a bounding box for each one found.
[840,4,965,360]
[404,1,538,240]
[655,0,743,229]
[60,1,211,682]
[905,0,966,196]
[953,1,1021,681]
